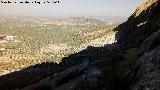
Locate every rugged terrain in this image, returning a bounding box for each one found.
[0,16,117,75]
[0,0,160,90]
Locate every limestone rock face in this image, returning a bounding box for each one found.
[0,0,160,90]
[79,31,117,51]
[115,0,160,89]
[114,0,160,89]
[140,29,160,53]
[130,45,160,90]
[116,0,160,48]
[133,0,158,17]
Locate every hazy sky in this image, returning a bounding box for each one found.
[0,0,146,17]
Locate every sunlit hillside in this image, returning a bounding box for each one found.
[0,16,118,75]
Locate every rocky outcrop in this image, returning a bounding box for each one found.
[79,31,117,51]
[19,61,105,90]
[127,30,160,90]
[116,0,160,89]
[133,0,158,17]
[130,45,160,90]
[116,0,160,48]
[140,29,160,53]
[0,0,160,90]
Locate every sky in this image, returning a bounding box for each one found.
[0,0,146,17]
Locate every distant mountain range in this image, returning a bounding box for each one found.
[0,15,126,25]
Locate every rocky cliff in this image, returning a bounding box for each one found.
[116,0,160,48]
[116,0,160,89]
[0,0,160,90]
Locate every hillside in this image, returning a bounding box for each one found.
[0,16,118,75]
[0,0,160,90]
[116,0,160,89]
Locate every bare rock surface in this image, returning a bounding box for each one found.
[0,0,160,90]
